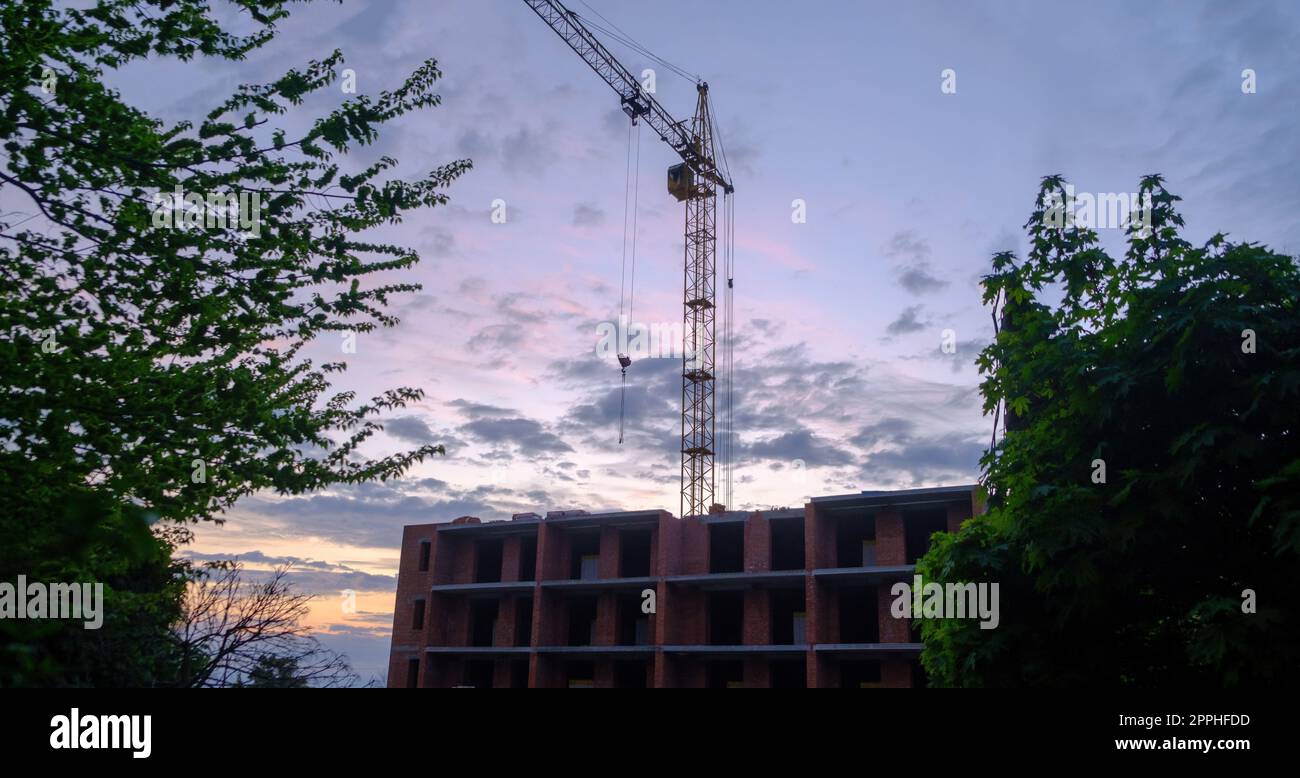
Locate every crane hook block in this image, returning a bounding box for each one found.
[621,95,650,123]
[617,353,632,370]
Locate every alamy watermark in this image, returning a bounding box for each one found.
[596,315,704,368]
[1042,184,1153,234]
[50,708,151,758]
[0,575,103,629]
[890,574,999,630]
[150,185,265,238]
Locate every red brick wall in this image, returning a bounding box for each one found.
[595,592,618,645]
[879,583,910,643]
[655,514,681,576]
[682,518,709,575]
[537,522,563,581]
[743,588,770,645]
[493,595,518,648]
[806,503,834,569]
[598,526,620,578]
[811,650,840,688]
[875,508,905,566]
[501,535,522,582]
[386,524,437,688]
[666,587,705,644]
[744,512,771,572]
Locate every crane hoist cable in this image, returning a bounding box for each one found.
[574,2,699,84]
[722,189,736,506]
[704,92,736,505]
[617,116,642,444]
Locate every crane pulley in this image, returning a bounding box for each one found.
[523,0,735,518]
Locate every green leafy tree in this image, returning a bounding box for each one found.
[0,0,469,685]
[918,175,1300,686]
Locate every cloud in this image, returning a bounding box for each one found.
[602,108,630,138]
[858,430,984,485]
[898,265,950,295]
[383,415,441,445]
[227,483,508,548]
[421,229,456,258]
[178,550,398,593]
[885,305,928,336]
[572,203,605,226]
[448,398,518,417]
[458,417,573,454]
[848,418,984,485]
[458,277,487,295]
[849,417,917,449]
[744,428,855,467]
[467,322,525,352]
[883,230,950,295]
[456,128,495,159]
[501,127,550,176]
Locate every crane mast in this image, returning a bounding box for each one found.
[523,0,733,519]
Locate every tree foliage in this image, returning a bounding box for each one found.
[918,175,1300,686]
[0,0,468,684]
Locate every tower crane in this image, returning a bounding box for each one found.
[522,0,735,519]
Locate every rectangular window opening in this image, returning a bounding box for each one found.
[469,599,499,647]
[709,523,744,574]
[770,518,805,570]
[770,588,806,645]
[620,529,653,578]
[569,532,601,580]
[838,585,880,644]
[518,534,537,581]
[411,598,425,630]
[836,514,876,568]
[707,591,744,645]
[567,595,598,647]
[475,538,504,583]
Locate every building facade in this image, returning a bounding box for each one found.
[387,484,980,688]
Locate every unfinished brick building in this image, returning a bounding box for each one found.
[387,484,980,688]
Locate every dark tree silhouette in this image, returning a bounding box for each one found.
[174,563,356,688]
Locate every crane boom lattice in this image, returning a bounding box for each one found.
[523,0,733,519]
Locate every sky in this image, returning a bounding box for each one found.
[98,0,1300,682]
